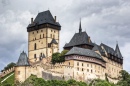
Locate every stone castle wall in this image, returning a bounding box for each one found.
[0,67,14,78]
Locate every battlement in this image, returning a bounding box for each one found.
[0,67,14,78]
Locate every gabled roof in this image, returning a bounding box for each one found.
[66,47,104,60]
[64,32,94,48]
[16,51,30,66]
[100,43,115,55]
[50,38,58,44]
[115,44,123,59]
[28,10,61,28]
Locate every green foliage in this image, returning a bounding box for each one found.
[16,74,88,86]
[1,62,16,72]
[105,73,109,82]
[51,50,69,64]
[117,70,130,86]
[89,79,116,86]
[51,52,60,64]
[1,73,14,86]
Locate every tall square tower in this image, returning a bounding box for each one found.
[27,10,61,62]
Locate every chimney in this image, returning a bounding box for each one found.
[54,16,56,22]
[31,18,33,24]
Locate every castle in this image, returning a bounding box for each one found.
[15,10,123,83]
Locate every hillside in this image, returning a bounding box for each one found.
[0,72,14,86]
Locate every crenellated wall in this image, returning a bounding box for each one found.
[0,67,14,78]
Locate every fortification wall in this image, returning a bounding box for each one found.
[0,67,14,78]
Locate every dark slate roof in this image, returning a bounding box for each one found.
[65,47,104,60]
[115,44,123,59]
[16,51,30,66]
[50,38,58,44]
[64,31,94,48]
[92,43,106,56]
[100,43,115,55]
[28,10,61,28]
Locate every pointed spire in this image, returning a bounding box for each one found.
[79,19,82,33]
[115,43,123,59]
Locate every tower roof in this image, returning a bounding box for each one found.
[27,10,61,29]
[50,38,58,44]
[16,51,30,66]
[64,32,93,48]
[115,44,123,59]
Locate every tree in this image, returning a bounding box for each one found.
[60,50,69,62]
[89,79,116,86]
[117,70,130,86]
[1,62,16,72]
[51,52,60,64]
[17,74,88,86]
[51,50,69,64]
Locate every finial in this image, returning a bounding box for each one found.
[79,18,82,33]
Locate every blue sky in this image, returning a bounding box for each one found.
[0,0,130,72]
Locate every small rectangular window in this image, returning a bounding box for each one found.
[87,69,89,72]
[82,63,83,66]
[82,68,84,71]
[77,62,79,66]
[68,62,70,66]
[34,54,36,58]
[87,64,89,67]
[18,71,20,75]
[48,43,51,47]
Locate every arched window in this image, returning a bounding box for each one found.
[34,43,36,50]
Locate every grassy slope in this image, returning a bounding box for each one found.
[0,72,14,85]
